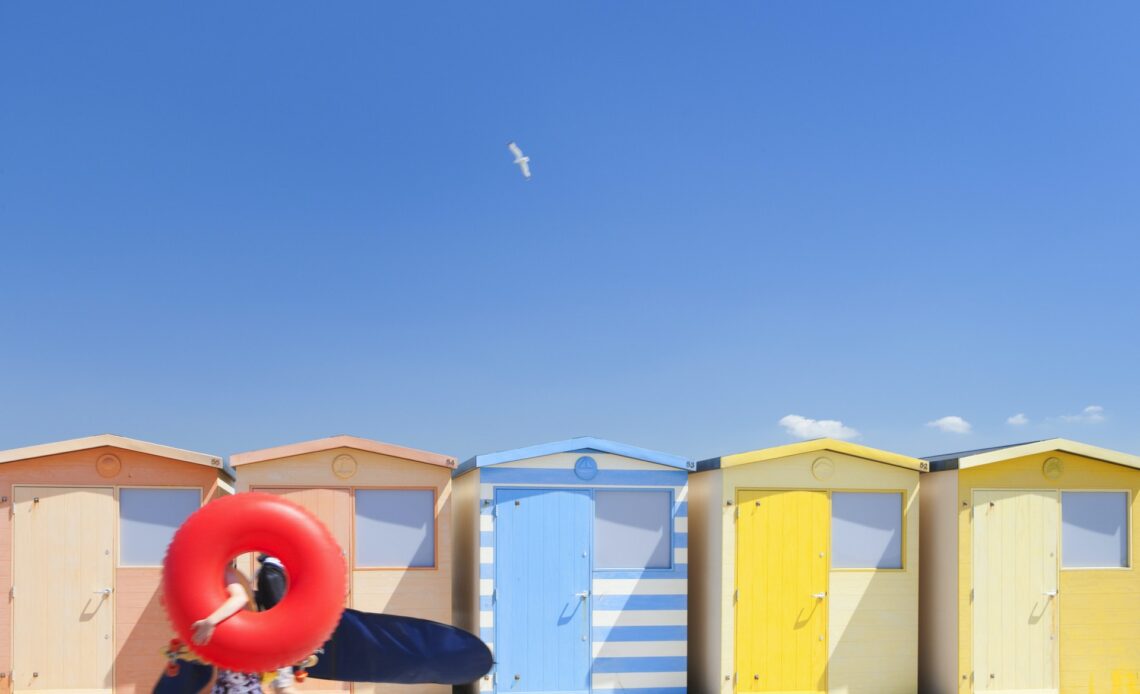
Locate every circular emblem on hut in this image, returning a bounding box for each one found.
[332,454,358,479]
[574,456,598,480]
[812,456,835,481]
[1043,456,1064,480]
[96,453,122,478]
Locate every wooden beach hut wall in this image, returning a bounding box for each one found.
[0,434,232,694]
[689,438,925,694]
[230,435,458,694]
[453,437,695,694]
[919,439,1140,694]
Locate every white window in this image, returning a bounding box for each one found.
[595,490,672,570]
[1062,491,1129,568]
[831,492,903,569]
[119,488,200,566]
[354,489,435,568]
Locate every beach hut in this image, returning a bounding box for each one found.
[453,437,694,694]
[0,434,231,694]
[230,435,458,694]
[919,439,1140,694]
[689,438,925,694]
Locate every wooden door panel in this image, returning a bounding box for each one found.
[736,490,828,693]
[14,487,115,693]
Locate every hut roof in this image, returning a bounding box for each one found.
[457,436,693,475]
[231,434,456,469]
[697,438,927,472]
[924,438,1140,472]
[0,434,232,478]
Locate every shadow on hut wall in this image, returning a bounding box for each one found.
[826,489,918,694]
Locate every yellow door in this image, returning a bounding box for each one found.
[973,490,1059,693]
[736,490,829,693]
[13,486,115,693]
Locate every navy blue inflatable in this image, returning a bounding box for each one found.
[154,609,492,692]
[153,660,213,694]
[307,608,493,684]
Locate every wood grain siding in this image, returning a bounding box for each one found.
[918,470,959,694]
[958,452,1140,694]
[717,449,920,694]
[236,445,454,694]
[0,444,224,694]
[113,569,173,694]
[687,467,724,694]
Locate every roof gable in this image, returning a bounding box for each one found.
[924,438,1140,471]
[699,438,927,472]
[231,435,456,469]
[0,434,231,478]
[457,436,694,475]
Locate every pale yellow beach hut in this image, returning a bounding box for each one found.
[919,439,1140,694]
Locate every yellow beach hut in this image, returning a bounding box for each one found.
[0,434,231,694]
[230,435,458,694]
[689,438,926,694]
[919,439,1140,694]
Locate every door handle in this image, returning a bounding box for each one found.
[93,588,111,596]
[1043,590,1058,598]
[575,591,590,600]
[811,592,826,599]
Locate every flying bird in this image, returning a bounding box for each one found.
[507,141,531,179]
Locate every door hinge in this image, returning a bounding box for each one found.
[734,507,739,520]
[491,588,497,603]
[733,589,738,603]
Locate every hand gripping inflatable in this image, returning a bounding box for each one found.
[162,493,347,673]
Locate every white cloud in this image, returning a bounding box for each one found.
[1007,413,1029,426]
[779,414,859,441]
[927,415,972,434]
[1061,405,1105,423]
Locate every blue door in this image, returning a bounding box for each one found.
[495,488,592,694]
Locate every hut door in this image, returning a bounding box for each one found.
[495,488,592,694]
[13,486,115,693]
[256,487,353,694]
[973,490,1059,693]
[735,490,828,693]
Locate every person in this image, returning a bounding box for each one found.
[255,555,297,694]
[190,563,263,694]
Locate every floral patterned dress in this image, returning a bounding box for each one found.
[211,668,262,694]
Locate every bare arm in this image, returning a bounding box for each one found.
[191,578,249,645]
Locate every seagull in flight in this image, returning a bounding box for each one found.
[507,141,531,179]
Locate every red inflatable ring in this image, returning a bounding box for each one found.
[162,493,347,673]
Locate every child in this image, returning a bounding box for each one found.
[190,564,263,694]
[255,555,297,694]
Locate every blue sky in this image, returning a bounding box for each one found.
[1,2,1138,462]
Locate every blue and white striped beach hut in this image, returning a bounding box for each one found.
[453,437,694,694]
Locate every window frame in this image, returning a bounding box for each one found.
[1060,489,1132,571]
[117,486,204,568]
[352,486,439,571]
[829,489,907,573]
[592,487,676,572]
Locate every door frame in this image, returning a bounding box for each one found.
[492,486,595,694]
[970,488,1061,692]
[732,488,831,694]
[12,484,117,692]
